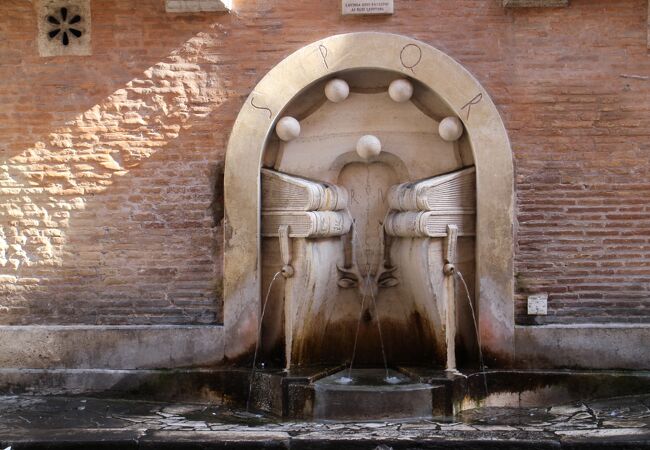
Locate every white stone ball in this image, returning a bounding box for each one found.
[356,135,382,160]
[324,78,350,103]
[438,116,464,142]
[275,116,301,142]
[388,79,413,103]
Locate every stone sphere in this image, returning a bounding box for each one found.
[388,79,413,103]
[356,135,382,160]
[275,116,301,142]
[438,116,464,142]
[324,78,350,103]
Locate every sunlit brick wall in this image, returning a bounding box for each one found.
[0,0,648,325]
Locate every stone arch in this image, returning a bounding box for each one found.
[223,32,515,366]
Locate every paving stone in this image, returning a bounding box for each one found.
[0,395,647,448]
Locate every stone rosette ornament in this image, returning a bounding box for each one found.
[46,7,83,46]
[36,0,91,57]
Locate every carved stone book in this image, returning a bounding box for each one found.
[387,166,476,212]
[384,210,476,237]
[261,211,352,238]
[262,168,349,211]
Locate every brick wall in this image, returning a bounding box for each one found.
[510,1,650,324]
[0,0,648,325]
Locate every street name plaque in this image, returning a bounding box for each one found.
[342,0,394,15]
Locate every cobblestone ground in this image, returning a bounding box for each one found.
[0,394,648,448]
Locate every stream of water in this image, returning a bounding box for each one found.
[340,284,368,384]
[247,271,282,411]
[338,217,393,384]
[455,270,489,397]
[367,272,394,383]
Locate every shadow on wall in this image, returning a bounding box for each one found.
[0,17,232,323]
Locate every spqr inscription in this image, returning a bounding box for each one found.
[400,44,422,73]
[250,95,273,120]
[460,93,483,121]
[318,44,329,69]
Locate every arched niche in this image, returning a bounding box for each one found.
[223,32,515,367]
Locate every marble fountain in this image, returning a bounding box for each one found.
[228,68,486,421]
[220,33,558,421]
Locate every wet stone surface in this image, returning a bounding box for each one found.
[0,394,648,448]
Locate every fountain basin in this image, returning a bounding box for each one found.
[313,368,441,421]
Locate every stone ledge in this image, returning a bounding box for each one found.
[165,0,231,13]
[0,325,225,370]
[515,324,650,370]
[0,367,247,400]
[503,0,569,7]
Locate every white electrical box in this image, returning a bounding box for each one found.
[527,294,548,315]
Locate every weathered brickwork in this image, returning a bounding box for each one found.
[510,1,650,324]
[0,0,228,324]
[0,0,648,325]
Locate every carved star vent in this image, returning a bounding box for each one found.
[47,7,83,46]
[36,0,91,57]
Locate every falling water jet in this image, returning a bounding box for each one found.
[336,220,364,385]
[367,272,390,382]
[340,285,368,385]
[343,219,392,384]
[455,270,489,397]
[246,271,283,412]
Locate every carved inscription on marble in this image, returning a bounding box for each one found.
[250,95,272,119]
[318,44,329,69]
[461,93,483,121]
[400,44,422,73]
[342,0,393,15]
